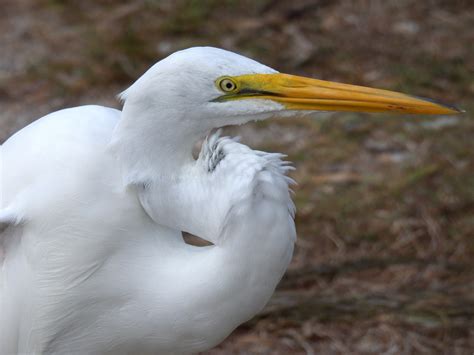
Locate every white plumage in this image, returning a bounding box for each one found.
[0,47,458,354]
[1,48,295,354]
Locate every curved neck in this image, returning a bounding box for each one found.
[110,102,207,184]
[105,102,295,352]
[111,102,230,244]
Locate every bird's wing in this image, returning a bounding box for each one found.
[0,105,127,353]
[0,104,122,256]
[0,104,122,254]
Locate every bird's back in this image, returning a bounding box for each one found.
[1,105,120,204]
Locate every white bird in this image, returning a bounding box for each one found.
[0,47,459,354]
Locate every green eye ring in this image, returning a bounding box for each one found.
[217,77,238,93]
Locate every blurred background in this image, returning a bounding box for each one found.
[1,0,473,353]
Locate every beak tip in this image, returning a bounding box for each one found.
[414,95,464,115]
[442,106,464,115]
[439,104,464,115]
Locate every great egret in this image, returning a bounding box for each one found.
[0,47,459,354]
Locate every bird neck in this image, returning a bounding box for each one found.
[110,103,207,185]
[108,104,295,351]
[110,102,220,241]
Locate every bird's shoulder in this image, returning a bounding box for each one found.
[4,105,120,151]
[2,105,121,197]
[1,105,124,241]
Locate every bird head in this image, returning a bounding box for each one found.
[120,47,460,133]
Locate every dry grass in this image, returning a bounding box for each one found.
[1,0,473,353]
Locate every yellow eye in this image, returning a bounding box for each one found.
[218,77,238,93]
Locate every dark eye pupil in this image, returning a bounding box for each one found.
[219,79,236,92]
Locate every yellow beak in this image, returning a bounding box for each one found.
[215,73,461,115]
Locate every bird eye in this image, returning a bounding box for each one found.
[217,77,238,93]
